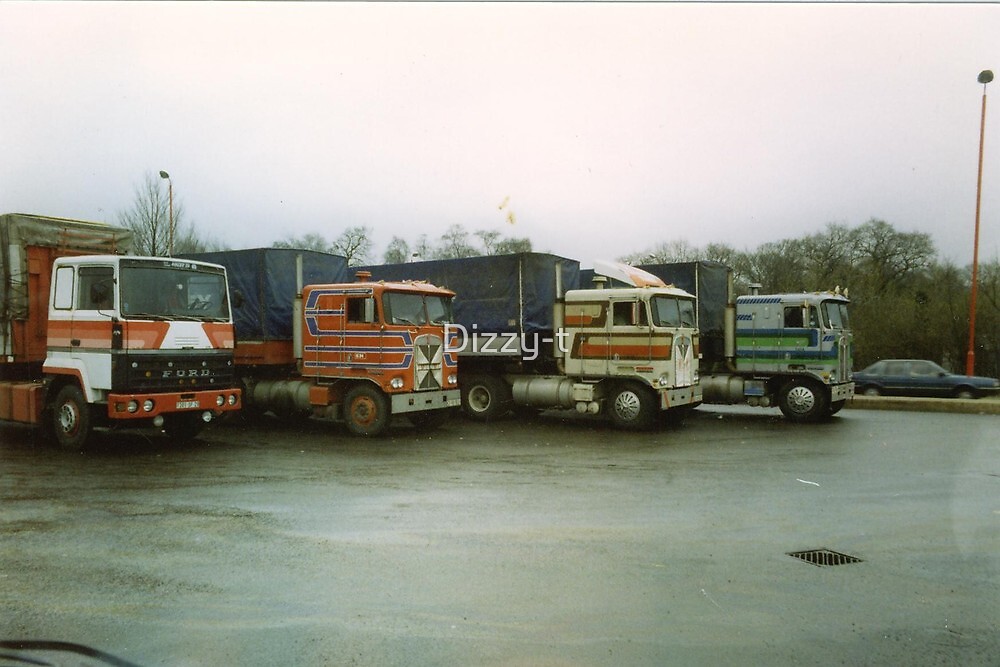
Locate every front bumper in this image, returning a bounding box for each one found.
[391,388,461,415]
[107,388,242,419]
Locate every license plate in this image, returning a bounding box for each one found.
[176,400,200,409]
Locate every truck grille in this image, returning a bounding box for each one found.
[113,350,235,394]
[414,334,443,391]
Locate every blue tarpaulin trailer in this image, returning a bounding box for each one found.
[181,248,349,341]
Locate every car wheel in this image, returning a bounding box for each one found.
[953,387,977,400]
[862,386,882,397]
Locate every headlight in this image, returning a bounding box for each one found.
[390,377,404,389]
[657,374,670,387]
[127,400,139,413]
[216,395,225,407]
[228,394,238,406]
[448,375,458,385]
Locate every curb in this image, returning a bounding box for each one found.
[844,395,1000,416]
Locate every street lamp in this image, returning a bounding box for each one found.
[966,70,993,376]
[159,170,174,257]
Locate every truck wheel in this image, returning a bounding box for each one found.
[778,379,828,423]
[163,413,206,442]
[460,374,512,422]
[608,383,656,431]
[344,384,390,436]
[50,384,92,450]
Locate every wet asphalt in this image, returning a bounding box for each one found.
[2,403,998,666]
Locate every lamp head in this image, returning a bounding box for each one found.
[978,70,994,85]
[159,170,170,179]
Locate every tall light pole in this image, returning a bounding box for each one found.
[159,170,174,257]
[967,70,993,376]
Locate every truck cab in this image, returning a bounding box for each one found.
[562,285,701,420]
[298,276,461,434]
[44,255,241,446]
[732,290,854,419]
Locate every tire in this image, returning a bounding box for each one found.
[343,384,390,436]
[954,387,977,400]
[460,374,512,422]
[608,383,657,431]
[163,412,206,442]
[409,408,454,431]
[778,378,829,423]
[50,384,92,450]
[828,399,847,416]
[862,386,882,397]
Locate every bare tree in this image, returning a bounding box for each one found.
[273,233,331,252]
[332,226,373,265]
[475,230,502,255]
[383,236,410,264]
[494,236,532,254]
[435,224,477,259]
[117,172,184,256]
[619,238,701,265]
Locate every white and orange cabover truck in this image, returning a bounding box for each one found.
[0,213,241,448]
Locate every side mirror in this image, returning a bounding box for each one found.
[364,297,375,324]
[231,290,245,309]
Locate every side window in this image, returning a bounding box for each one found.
[885,361,906,375]
[613,301,646,327]
[53,266,75,310]
[784,306,803,328]
[612,302,630,326]
[807,306,819,328]
[346,296,374,324]
[78,266,114,310]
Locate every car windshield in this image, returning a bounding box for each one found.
[822,300,851,330]
[650,296,697,328]
[383,292,453,325]
[120,261,230,321]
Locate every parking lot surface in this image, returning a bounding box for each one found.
[2,405,999,666]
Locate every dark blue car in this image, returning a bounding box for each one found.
[854,359,1000,399]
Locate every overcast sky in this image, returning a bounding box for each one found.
[2,2,998,267]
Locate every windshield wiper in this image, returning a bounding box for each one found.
[124,312,170,321]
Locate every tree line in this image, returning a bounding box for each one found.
[116,172,998,377]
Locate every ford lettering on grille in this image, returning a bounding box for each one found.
[162,369,213,378]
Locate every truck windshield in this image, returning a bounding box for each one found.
[383,292,454,326]
[650,296,697,328]
[120,261,230,321]
[821,300,851,330]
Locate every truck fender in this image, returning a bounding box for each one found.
[42,362,95,403]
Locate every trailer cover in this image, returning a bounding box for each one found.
[181,248,349,341]
[362,253,580,336]
[1,214,132,362]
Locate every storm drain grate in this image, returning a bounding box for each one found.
[787,548,863,567]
